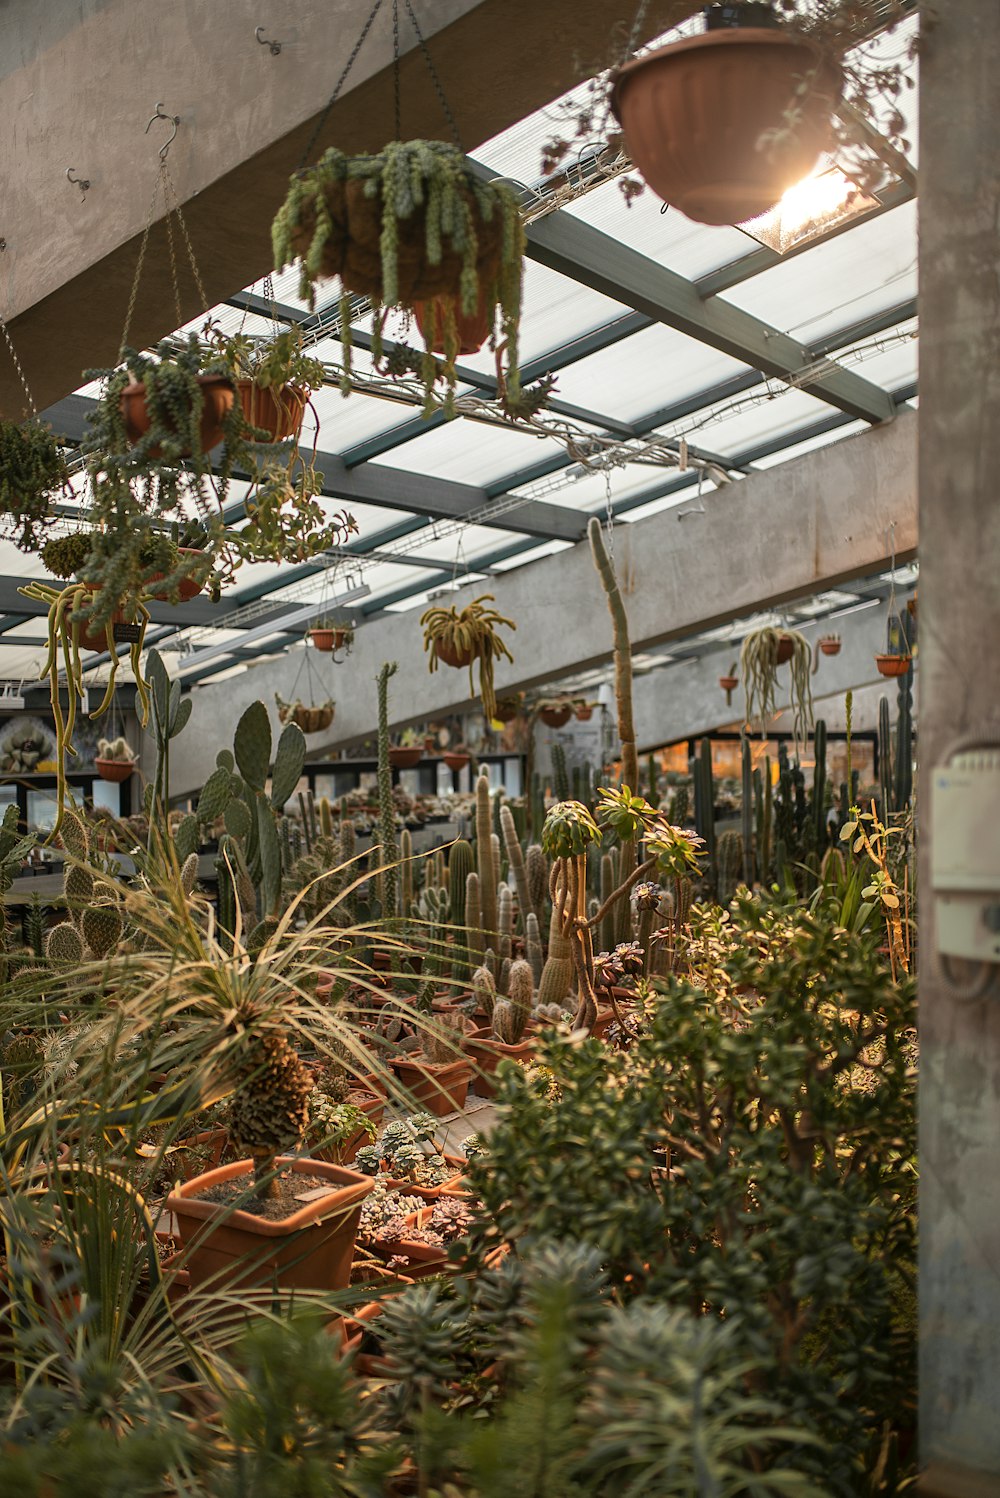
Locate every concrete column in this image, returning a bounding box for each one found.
[918,1,1000,1490]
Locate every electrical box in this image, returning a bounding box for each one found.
[931,750,1000,963]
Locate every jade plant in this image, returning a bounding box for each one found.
[271,140,524,414]
[0,418,69,551]
[420,593,515,724]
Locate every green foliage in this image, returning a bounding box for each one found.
[541,800,601,860]
[0,418,67,551]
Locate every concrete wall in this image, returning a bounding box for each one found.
[0,0,680,414]
[162,409,917,797]
[917,0,1000,1489]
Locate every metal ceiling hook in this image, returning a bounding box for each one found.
[145,102,181,161]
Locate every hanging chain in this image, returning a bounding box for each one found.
[297,0,386,170]
[163,162,209,310]
[0,312,38,418]
[402,0,462,149]
[604,468,615,560]
[163,192,184,329]
[118,170,164,358]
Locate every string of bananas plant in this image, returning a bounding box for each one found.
[18,579,150,837]
[420,593,515,723]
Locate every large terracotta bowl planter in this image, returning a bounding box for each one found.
[442,751,470,772]
[390,1056,472,1118]
[165,1156,373,1293]
[611,25,841,225]
[120,374,235,455]
[94,757,134,783]
[539,704,573,728]
[237,379,307,442]
[388,746,423,769]
[414,294,492,356]
[465,1027,535,1098]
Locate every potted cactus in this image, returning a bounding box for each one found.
[420,594,515,724]
[272,139,524,414]
[464,960,535,1098]
[94,735,137,783]
[166,1031,373,1292]
[390,1012,473,1118]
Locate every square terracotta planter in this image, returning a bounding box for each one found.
[165,1156,373,1293]
[464,1027,535,1098]
[390,1056,472,1117]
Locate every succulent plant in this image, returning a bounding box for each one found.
[227,1032,313,1199]
[493,958,532,1045]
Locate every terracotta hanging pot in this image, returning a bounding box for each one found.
[413,294,493,356]
[76,590,126,654]
[443,751,470,772]
[539,704,573,728]
[237,379,307,442]
[310,627,351,654]
[493,698,521,724]
[146,547,209,603]
[719,674,738,693]
[388,746,423,769]
[93,758,134,783]
[819,636,841,656]
[875,654,912,678]
[120,374,235,455]
[435,637,476,670]
[775,633,795,665]
[574,704,594,722]
[609,23,842,225]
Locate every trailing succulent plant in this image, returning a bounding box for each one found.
[227,1031,313,1199]
[420,595,515,725]
[740,625,813,745]
[272,140,525,414]
[0,418,69,551]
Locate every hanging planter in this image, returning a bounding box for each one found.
[413,293,493,358]
[538,699,573,729]
[272,141,524,414]
[94,736,136,782]
[309,624,353,656]
[609,7,842,226]
[493,695,522,724]
[719,666,738,707]
[420,594,515,724]
[237,380,307,443]
[389,745,423,770]
[574,701,596,722]
[819,634,841,656]
[774,632,796,665]
[740,624,812,744]
[276,695,335,734]
[120,372,235,455]
[875,653,911,678]
[443,750,470,772]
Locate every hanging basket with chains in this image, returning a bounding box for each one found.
[275,636,336,734]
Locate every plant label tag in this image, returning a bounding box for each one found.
[113,622,143,644]
[294,1186,333,1204]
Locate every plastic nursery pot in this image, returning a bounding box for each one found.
[442,751,470,772]
[93,757,134,783]
[539,705,573,728]
[413,294,493,356]
[875,653,912,678]
[434,637,476,670]
[464,1027,535,1099]
[237,379,307,443]
[775,633,795,665]
[165,1156,373,1293]
[819,637,841,656]
[119,373,236,455]
[388,746,423,769]
[609,24,842,226]
[390,1057,473,1118]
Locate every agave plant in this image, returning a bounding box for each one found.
[420,593,515,723]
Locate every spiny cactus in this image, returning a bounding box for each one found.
[498,955,511,996]
[717,829,743,905]
[448,839,473,929]
[599,852,616,956]
[552,741,570,802]
[475,774,498,953]
[498,882,513,965]
[375,662,399,920]
[473,964,497,1021]
[493,957,532,1045]
[46,921,84,967]
[180,851,200,896]
[526,844,547,921]
[400,826,414,917]
[500,805,531,933]
[525,910,543,988]
[423,1011,464,1067]
[588,515,638,791]
[82,903,123,959]
[465,870,483,972]
[59,810,89,862]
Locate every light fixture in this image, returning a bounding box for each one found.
[737,167,879,255]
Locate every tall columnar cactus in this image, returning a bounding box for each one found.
[400,827,414,917]
[669,783,690,828]
[530,772,545,841]
[812,717,828,851]
[465,871,484,968]
[717,829,743,904]
[448,839,473,929]
[552,741,570,802]
[647,752,659,805]
[493,957,532,1044]
[473,963,496,1021]
[599,852,616,956]
[143,649,194,852]
[525,910,543,988]
[500,804,531,934]
[526,844,547,925]
[498,882,513,965]
[741,732,755,886]
[878,695,893,819]
[375,662,399,921]
[895,675,913,812]
[588,515,638,790]
[693,738,717,883]
[475,774,498,953]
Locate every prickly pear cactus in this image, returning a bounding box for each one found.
[46,922,84,967]
[82,904,123,959]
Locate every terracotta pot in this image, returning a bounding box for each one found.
[539,704,573,728]
[574,705,594,722]
[237,379,307,442]
[590,1005,617,1041]
[434,637,475,670]
[493,700,520,724]
[875,653,912,678]
[464,1027,535,1098]
[312,1089,386,1166]
[166,1128,229,1185]
[370,1206,451,1277]
[442,751,470,772]
[718,674,738,692]
[610,26,841,225]
[94,757,134,783]
[309,627,351,653]
[146,548,209,603]
[389,746,423,769]
[165,1156,373,1293]
[413,294,493,356]
[382,1152,469,1202]
[775,633,795,665]
[120,373,235,455]
[819,637,841,656]
[390,1057,472,1118]
[79,607,127,654]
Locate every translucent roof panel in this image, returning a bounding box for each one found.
[370,419,565,489]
